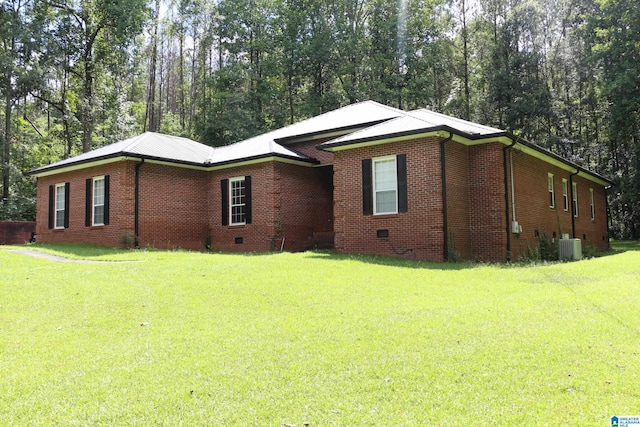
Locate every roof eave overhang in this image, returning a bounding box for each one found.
[203,153,318,170]
[28,155,136,178]
[319,126,613,187]
[275,119,397,145]
[318,126,509,151]
[512,139,613,187]
[28,152,317,178]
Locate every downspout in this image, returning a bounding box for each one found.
[502,138,517,262]
[440,132,453,261]
[605,186,612,249]
[569,169,579,238]
[134,159,145,248]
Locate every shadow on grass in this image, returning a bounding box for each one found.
[304,250,480,270]
[608,240,640,254]
[19,240,640,268]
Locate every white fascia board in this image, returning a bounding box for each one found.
[509,143,611,187]
[324,130,609,187]
[31,156,135,178]
[279,128,359,144]
[33,155,315,179]
[204,156,315,171]
[323,130,509,152]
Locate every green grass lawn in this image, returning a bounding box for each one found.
[1,243,639,426]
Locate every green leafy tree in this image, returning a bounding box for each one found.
[590,0,640,238]
[47,0,149,152]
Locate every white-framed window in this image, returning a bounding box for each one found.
[93,176,105,226]
[572,182,578,217]
[55,183,66,229]
[590,188,595,220]
[373,156,398,215]
[562,179,569,211]
[548,173,555,208]
[229,176,246,225]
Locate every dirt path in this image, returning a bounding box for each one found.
[7,249,113,264]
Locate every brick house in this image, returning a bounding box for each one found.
[29,101,612,262]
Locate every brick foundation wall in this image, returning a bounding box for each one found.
[35,161,136,247]
[0,221,36,244]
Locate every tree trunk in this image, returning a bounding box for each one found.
[82,51,95,152]
[2,88,12,201]
[461,0,470,120]
[179,33,185,130]
[145,0,160,132]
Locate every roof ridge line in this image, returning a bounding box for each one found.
[123,132,151,152]
[366,100,406,114]
[408,108,504,133]
[319,109,411,146]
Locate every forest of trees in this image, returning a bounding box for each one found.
[1,0,639,238]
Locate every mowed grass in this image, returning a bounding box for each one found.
[1,243,639,426]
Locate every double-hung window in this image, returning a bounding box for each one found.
[92,176,105,226]
[562,179,569,211]
[222,176,252,226]
[55,183,66,229]
[548,174,555,208]
[373,156,398,214]
[572,182,578,217]
[362,154,407,216]
[230,177,246,225]
[85,175,109,227]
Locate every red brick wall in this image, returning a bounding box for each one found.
[137,163,209,250]
[275,163,334,251]
[34,144,608,260]
[35,161,136,247]
[0,221,36,244]
[284,139,335,164]
[333,137,446,261]
[468,143,508,262]
[333,138,510,263]
[508,150,609,259]
[206,163,278,252]
[35,159,333,253]
[444,142,472,259]
[206,161,333,252]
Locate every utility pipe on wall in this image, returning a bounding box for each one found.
[134,159,145,248]
[569,169,579,239]
[502,138,517,262]
[440,132,454,262]
[510,149,517,222]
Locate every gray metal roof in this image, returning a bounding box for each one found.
[319,108,506,149]
[28,102,611,187]
[29,101,404,176]
[268,100,404,143]
[29,133,216,174]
